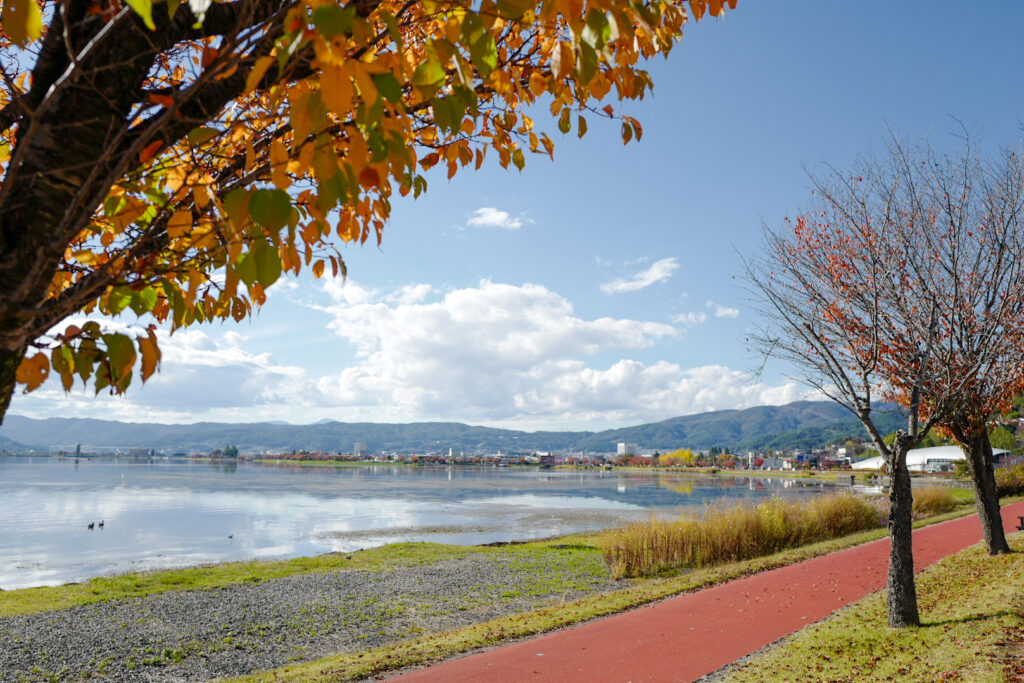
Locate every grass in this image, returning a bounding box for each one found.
[912,485,961,517]
[723,533,1024,682]
[4,493,1018,682]
[998,465,1024,497]
[599,493,882,578]
[226,501,1011,683]
[0,542,483,617]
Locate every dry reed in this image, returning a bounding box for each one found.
[599,493,881,579]
[911,486,958,517]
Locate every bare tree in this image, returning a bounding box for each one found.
[747,135,1024,624]
[745,140,959,627]
[884,139,1024,555]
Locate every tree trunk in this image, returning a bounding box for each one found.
[886,451,920,627]
[964,432,1011,555]
[0,346,23,427]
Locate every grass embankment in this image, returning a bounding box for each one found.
[723,533,1024,682]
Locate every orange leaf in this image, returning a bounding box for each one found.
[138,327,161,382]
[358,166,380,190]
[16,353,50,392]
[202,47,220,69]
[139,140,163,164]
[148,93,175,108]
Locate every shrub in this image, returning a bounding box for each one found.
[911,486,959,517]
[995,465,1024,497]
[599,493,881,579]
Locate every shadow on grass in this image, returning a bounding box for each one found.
[923,609,1017,628]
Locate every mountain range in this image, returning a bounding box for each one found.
[0,400,907,454]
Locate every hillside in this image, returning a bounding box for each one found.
[0,401,908,453]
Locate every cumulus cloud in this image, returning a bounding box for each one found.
[309,279,799,426]
[706,301,740,318]
[601,257,679,294]
[10,283,795,429]
[466,207,524,230]
[671,311,708,327]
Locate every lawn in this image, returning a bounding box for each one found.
[723,533,1024,682]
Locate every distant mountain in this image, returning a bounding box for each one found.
[0,401,909,454]
[0,415,588,453]
[0,433,30,452]
[573,401,906,452]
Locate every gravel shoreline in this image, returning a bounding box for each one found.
[0,551,617,682]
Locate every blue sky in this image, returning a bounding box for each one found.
[12,2,1024,429]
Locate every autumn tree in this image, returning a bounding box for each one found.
[747,135,1024,623]
[881,139,1024,556]
[745,158,955,628]
[0,0,737,423]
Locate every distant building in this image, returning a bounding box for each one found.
[353,442,368,457]
[617,442,640,457]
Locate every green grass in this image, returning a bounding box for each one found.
[0,542,482,617]
[723,533,1024,682]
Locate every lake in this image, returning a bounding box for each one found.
[0,456,837,589]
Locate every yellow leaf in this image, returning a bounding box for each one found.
[312,259,325,278]
[245,56,274,95]
[16,353,49,391]
[167,210,192,239]
[72,249,98,266]
[2,0,43,46]
[528,71,547,97]
[551,41,573,81]
[270,138,291,189]
[350,62,378,106]
[320,64,354,116]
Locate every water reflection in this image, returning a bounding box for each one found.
[0,457,831,589]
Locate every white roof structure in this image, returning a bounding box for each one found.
[851,445,1009,471]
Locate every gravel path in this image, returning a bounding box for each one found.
[0,552,617,682]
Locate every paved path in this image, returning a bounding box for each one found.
[390,499,1024,682]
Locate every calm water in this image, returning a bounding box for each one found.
[0,456,834,589]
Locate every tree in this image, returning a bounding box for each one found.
[745,146,961,627]
[857,138,1024,557]
[748,135,1024,622]
[0,0,738,424]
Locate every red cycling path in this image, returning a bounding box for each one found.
[389,499,1024,683]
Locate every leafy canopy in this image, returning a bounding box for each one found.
[1,0,736,398]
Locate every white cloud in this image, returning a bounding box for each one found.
[466,207,524,230]
[308,279,798,426]
[706,301,740,319]
[671,311,708,327]
[12,320,307,423]
[9,283,795,429]
[601,257,679,294]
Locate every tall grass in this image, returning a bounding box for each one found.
[996,465,1024,497]
[599,493,882,579]
[911,486,959,517]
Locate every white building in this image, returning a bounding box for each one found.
[617,442,640,457]
[851,445,1009,473]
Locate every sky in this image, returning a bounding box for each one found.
[11,3,1024,431]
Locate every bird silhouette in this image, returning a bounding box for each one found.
[98,521,104,529]
[228,534,233,539]
[87,523,94,530]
